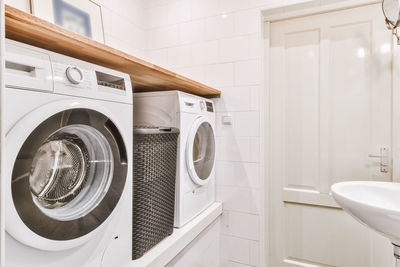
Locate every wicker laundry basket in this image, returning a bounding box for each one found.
[132,126,179,260]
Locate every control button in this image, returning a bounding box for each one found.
[200,101,206,110]
[66,66,83,84]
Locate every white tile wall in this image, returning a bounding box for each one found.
[140,1,267,265]
[4,0,30,12]
[216,161,260,188]
[217,186,261,214]
[220,235,260,267]
[180,20,205,44]
[221,235,252,264]
[205,15,235,41]
[98,0,147,58]
[222,211,260,241]
[140,1,326,266]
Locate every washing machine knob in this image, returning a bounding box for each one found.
[66,66,83,85]
[200,101,206,110]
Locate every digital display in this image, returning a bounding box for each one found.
[206,101,214,112]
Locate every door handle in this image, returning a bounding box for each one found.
[368,147,389,173]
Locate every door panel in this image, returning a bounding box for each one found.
[269,4,394,267]
[284,29,320,193]
[284,204,370,267]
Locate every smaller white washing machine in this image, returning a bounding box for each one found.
[133,91,216,228]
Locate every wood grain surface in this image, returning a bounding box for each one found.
[4,5,221,97]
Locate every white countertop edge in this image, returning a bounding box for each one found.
[127,202,223,267]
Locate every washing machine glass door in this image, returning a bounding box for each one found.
[11,108,127,241]
[186,117,216,185]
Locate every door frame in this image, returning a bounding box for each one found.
[260,0,400,266]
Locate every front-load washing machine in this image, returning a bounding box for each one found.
[133,91,216,228]
[4,39,132,267]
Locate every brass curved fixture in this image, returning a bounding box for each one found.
[383,0,400,44]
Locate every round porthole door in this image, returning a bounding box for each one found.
[186,117,216,186]
[7,107,127,250]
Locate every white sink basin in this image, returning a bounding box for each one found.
[331,181,400,246]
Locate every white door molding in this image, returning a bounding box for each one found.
[263,0,380,22]
[392,42,400,182]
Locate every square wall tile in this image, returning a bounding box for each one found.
[221,235,251,264]
[145,4,168,29]
[235,60,261,86]
[216,136,250,162]
[217,185,261,214]
[204,63,235,87]
[216,111,260,137]
[168,45,193,68]
[220,36,250,62]
[148,25,180,49]
[191,0,221,19]
[214,86,262,112]
[234,9,261,35]
[216,136,260,163]
[146,49,168,68]
[179,20,205,45]
[174,65,206,84]
[216,161,260,188]
[222,211,260,240]
[193,40,220,65]
[205,14,235,41]
[168,0,192,25]
[220,0,250,13]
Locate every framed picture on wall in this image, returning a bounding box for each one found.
[31,0,105,43]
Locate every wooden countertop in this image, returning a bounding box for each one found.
[4,5,221,97]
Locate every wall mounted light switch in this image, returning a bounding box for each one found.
[222,115,233,125]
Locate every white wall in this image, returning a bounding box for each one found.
[4,0,29,12]
[96,0,146,58]
[4,0,147,58]
[142,1,267,266]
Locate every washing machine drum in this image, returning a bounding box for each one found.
[11,108,127,241]
[186,117,216,186]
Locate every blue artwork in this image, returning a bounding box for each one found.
[53,0,92,38]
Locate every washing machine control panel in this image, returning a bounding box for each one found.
[5,39,133,105]
[199,100,214,112]
[52,61,92,90]
[51,56,132,104]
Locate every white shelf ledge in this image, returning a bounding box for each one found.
[127,202,223,267]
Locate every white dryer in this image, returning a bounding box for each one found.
[133,91,216,228]
[4,39,132,267]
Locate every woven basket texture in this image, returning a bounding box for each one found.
[132,129,179,260]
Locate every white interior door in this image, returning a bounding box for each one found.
[269,3,395,267]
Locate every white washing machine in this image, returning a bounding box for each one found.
[4,39,132,267]
[133,91,216,228]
